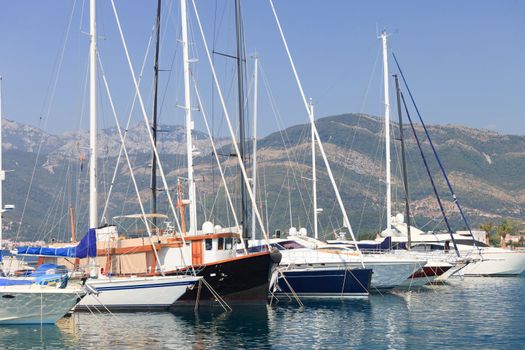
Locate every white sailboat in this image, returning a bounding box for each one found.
[384,218,525,276]
[0,77,87,325]
[15,0,201,311]
[377,30,463,285]
[78,0,202,310]
[377,32,525,278]
[259,7,426,291]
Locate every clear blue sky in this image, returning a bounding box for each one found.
[0,0,524,137]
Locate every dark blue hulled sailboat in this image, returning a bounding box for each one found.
[274,267,372,298]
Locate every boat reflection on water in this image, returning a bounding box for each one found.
[3,277,525,349]
[267,295,409,349]
[170,305,272,349]
[0,315,80,349]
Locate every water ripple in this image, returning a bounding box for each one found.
[1,276,524,349]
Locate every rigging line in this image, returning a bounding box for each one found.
[258,64,313,233]
[392,53,479,252]
[100,26,155,224]
[402,127,428,229]
[97,54,169,276]
[15,0,78,241]
[72,52,91,237]
[267,168,290,231]
[191,0,271,245]
[110,0,191,250]
[355,131,384,235]
[159,1,181,123]
[400,91,460,257]
[325,46,381,224]
[39,0,79,124]
[268,0,364,262]
[193,75,245,253]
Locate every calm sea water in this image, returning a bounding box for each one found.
[1,275,524,349]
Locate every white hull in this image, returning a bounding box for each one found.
[0,285,85,325]
[460,249,525,276]
[385,220,525,277]
[434,262,469,282]
[78,275,200,310]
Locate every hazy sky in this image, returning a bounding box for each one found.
[0,0,524,137]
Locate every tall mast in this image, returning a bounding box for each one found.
[89,0,98,229]
[394,75,411,249]
[151,0,161,226]
[310,99,318,239]
[381,30,392,232]
[235,0,248,241]
[181,0,197,235]
[0,77,3,251]
[250,55,259,241]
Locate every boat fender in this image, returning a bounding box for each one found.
[270,247,282,264]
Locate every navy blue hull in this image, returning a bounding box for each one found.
[276,268,372,297]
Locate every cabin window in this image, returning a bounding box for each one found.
[205,239,213,251]
[225,238,233,250]
[218,237,224,250]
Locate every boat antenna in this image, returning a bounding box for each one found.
[393,74,411,249]
[235,0,249,244]
[151,0,161,228]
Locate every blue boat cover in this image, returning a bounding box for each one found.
[357,236,392,252]
[0,278,33,286]
[17,228,97,258]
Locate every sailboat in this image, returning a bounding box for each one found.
[28,0,279,308]
[17,0,201,311]
[377,39,525,278]
[0,77,87,325]
[377,30,463,286]
[249,8,427,292]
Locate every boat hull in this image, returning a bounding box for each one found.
[274,268,372,298]
[400,265,452,288]
[78,275,200,311]
[170,252,277,307]
[460,250,525,276]
[0,286,85,325]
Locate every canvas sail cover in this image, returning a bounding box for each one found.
[17,228,97,258]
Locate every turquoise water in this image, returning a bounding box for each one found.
[1,276,524,349]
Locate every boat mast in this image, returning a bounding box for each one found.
[0,77,3,251]
[235,0,248,242]
[181,0,197,235]
[89,0,97,229]
[381,30,392,232]
[394,74,411,249]
[151,0,161,227]
[310,99,318,239]
[250,54,259,241]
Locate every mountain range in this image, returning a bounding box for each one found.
[2,113,524,242]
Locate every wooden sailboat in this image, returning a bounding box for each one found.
[38,0,279,308]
